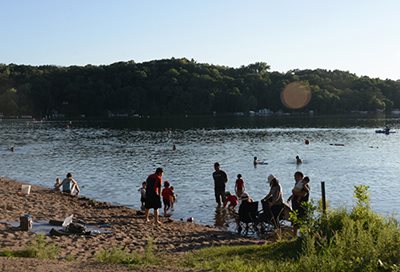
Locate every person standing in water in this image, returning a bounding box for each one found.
[235,174,245,198]
[212,162,228,205]
[145,167,163,224]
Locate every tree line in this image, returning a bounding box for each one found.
[0,58,399,118]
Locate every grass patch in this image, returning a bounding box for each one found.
[187,240,302,271]
[0,234,58,259]
[186,185,400,272]
[96,238,157,266]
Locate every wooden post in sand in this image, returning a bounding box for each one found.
[321,181,326,214]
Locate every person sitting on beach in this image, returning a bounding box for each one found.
[240,192,253,203]
[138,181,146,211]
[161,181,174,216]
[235,174,245,198]
[262,174,284,222]
[58,173,80,196]
[296,155,302,164]
[223,191,238,209]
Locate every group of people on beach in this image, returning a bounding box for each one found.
[212,162,310,219]
[142,161,310,225]
[139,168,177,224]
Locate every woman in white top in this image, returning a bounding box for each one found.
[262,174,284,223]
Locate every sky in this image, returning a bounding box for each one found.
[1,0,400,80]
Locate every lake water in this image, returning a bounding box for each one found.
[1,115,399,227]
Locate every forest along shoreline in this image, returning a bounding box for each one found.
[0,177,258,261]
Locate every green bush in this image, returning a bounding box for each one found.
[0,235,58,259]
[187,185,400,272]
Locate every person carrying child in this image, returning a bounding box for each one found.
[291,176,310,202]
[287,172,310,219]
[161,181,174,216]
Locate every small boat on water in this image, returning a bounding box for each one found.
[375,127,396,134]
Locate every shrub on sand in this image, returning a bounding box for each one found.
[0,234,58,259]
[96,238,157,266]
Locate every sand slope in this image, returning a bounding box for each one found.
[0,177,258,271]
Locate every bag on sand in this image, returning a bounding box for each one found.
[67,222,86,234]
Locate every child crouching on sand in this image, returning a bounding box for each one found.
[162,181,174,216]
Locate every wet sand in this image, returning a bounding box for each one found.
[0,177,258,271]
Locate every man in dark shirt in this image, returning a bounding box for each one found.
[212,162,228,205]
[145,167,163,224]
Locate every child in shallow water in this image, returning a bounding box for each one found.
[138,181,146,211]
[54,178,61,191]
[162,181,174,216]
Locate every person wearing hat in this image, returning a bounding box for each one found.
[145,167,164,224]
[240,192,253,203]
[262,174,284,222]
[212,162,228,205]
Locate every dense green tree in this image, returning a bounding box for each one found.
[0,58,399,118]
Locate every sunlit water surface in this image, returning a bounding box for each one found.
[1,116,399,228]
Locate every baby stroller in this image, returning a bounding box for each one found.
[236,200,259,234]
[258,199,292,233]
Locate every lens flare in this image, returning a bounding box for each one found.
[281,82,311,109]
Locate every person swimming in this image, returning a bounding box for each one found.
[296,155,302,164]
[254,156,268,165]
[253,156,259,165]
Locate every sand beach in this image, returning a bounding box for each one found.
[0,177,258,271]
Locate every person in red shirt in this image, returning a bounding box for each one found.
[235,174,245,198]
[161,181,174,216]
[224,192,238,209]
[145,167,163,224]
